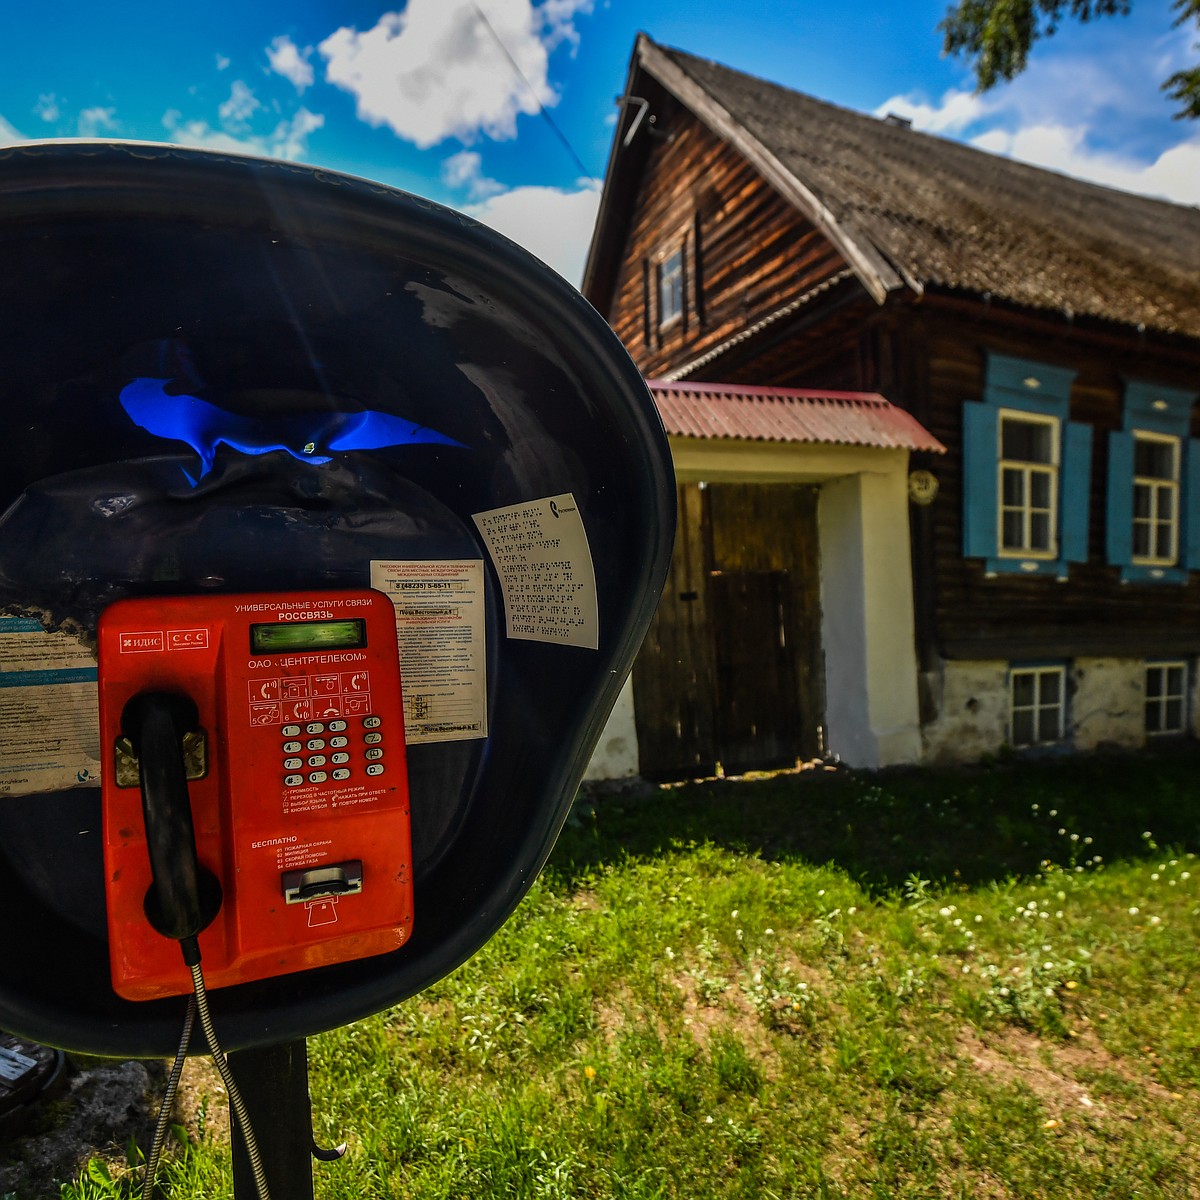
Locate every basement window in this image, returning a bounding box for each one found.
[1009,664,1066,747]
[1145,660,1187,736]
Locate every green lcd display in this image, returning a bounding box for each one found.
[250,618,367,653]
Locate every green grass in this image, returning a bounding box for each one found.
[36,750,1200,1197]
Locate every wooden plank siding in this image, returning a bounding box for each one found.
[606,99,851,380]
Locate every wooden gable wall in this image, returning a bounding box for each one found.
[604,92,852,378]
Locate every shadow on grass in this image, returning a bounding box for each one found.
[550,744,1200,895]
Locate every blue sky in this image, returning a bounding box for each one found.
[2,0,1197,285]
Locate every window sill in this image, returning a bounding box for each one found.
[982,556,1070,580]
[1117,564,1188,585]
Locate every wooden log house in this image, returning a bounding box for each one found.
[581,34,1200,778]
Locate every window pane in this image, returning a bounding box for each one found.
[1002,419,1053,464]
[1157,488,1175,521]
[1012,709,1034,746]
[1165,698,1184,731]
[1029,512,1051,550]
[1146,666,1164,700]
[1012,673,1035,707]
[1002,468,1025,505]
[1155,524,1174,560]
[1030,471,1052,508]
[659,250,683,325]
[1002,511,1025,549]
[1146,700,1162,733]
[1038,671,1061,704]
[1133,484,1152,519]
[1166,665,1185,696]
[1135,438,1175,480]
[1037,707,1061,742]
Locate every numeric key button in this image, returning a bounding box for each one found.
[363,732,382,745]
[365,764,384,777]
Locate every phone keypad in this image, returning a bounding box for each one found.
[279,711,388,785]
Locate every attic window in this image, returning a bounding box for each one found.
[658,248,685,328]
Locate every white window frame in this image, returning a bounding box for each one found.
[1145,660,1187,736]
[1009,665,1066,747]
[657,246,684,331]
[997,409,1060,560]
[1131,431,1180,567]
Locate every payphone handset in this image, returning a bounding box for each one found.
[98,589,413,1001]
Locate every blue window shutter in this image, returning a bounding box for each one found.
[962,401,997,558]
[1186,439,1200,571]
[1061,421,1092,563]
[1105,430,1134,567]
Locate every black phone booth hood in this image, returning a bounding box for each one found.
[0,142,675,1057]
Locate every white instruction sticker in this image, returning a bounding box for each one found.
[472,493,598,649]
[370,560,488,744]
[0,617,102,795]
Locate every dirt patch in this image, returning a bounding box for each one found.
[957,1024,1193,1126]
[173,1054,230,1146]
[0,1059,160,1198]
[0,1049,237,1200]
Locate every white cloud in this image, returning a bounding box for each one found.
[270,107,325,161]
[0,114,25,145]
[216,53,231,71]
[971,122,1200,205]
[35,93,60,123]
[218,80,261,127]
[875,13,1200,208]
[163,106,325,163]
[267,35,315,91]
[874,87,992,135]
[319,0,592,148]
[78,106,118,137]
[465,179,601,284]
[442,149,506,199]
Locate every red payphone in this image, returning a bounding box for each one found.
[97,589,414,1001]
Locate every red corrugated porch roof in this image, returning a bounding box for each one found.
[647,380,946,454]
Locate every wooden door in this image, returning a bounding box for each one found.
[632,482,822,779]
[710,570,803,772]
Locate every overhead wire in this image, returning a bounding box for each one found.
[469,1,598,185]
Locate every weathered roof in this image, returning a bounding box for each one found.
[590,34,1200,341]
[648,380,946,453]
